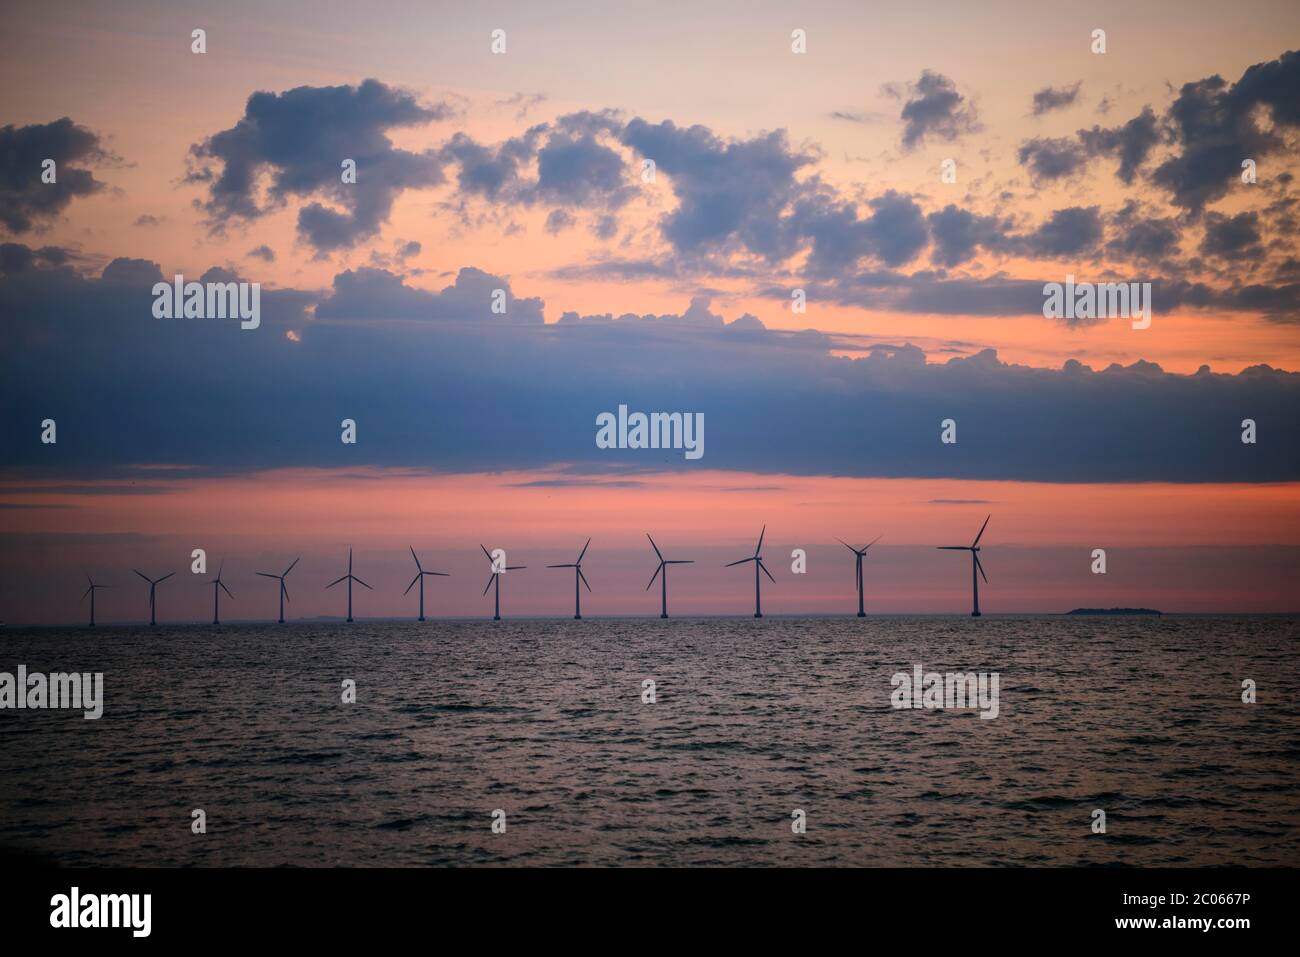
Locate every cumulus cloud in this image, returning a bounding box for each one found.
[187,79,451,252]
[1031,83,1082,115]
[1152,50,1300,212]
[891,71,981,150]
[315,266,544,323]
[0,118,113,233]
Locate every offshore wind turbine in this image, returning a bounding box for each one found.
[405,547,449,621]
[726,525,775,618]
[837,535,881,617]
[326,547,371,622]
[937,515,991,617]
[481,544,526,621]
[206,561,234,625]
[81,574,107,628]
[547,538,592,620]
[646,534,693,619]
[132,569,174,626]
[256,557,299,624]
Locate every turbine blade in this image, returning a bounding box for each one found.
[326,575,347,589]
[354,577,373,590]
[972,514,991,548]
[282,582,290,603]
[546,564,576,569]
[410,546,422,571]
[578,538,591,564]
[506,565,527,570]
[284,557,299,576]
[483,575,495,596]
[646,563,662,590]
[81,585,92,601]
[937,546,968,550]
[220,581,234,598]
[863,534,882,551]
[578,568,591,592]
[133,569,150,583]
[667,560,694,564]
[725,557,755,567]
[429,572,450,577]
[480,544,493,561]
[256,572,279,579]
[157,573,174,583]
[755,525,766,555]
[975,553,989,584]
[348,547,353,572]
[836,538,857,554]
[760,560,776,584]
[404,574,419,595]
[646,534,663,561]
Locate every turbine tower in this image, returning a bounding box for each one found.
[132,569,174,626]
[207,560,234,625]
[326,547,371,622]
[405,547,449,621]
[646,534,693,619]
[256,557,299,624]
[837,535,881,617]
[481,544,526,621]
[938,514,991,617]
[726,526,775,618]
[81,574,107,628]
[547,538,592,620]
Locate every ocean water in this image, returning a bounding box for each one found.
[0,616,1296,867]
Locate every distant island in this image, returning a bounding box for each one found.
[1066,607,1162,616]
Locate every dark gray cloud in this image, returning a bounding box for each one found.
[248,244,276,262]
[315,265,544,323]
[187,79,450,251]
[925,205,1012,267]
[618,118,814,260]
[0,118,112,233]
[1106,201,1183,262]
[1021,206,1104,257]
[1017,107,1159,184]
[1077,106,1160,185]
[1017,136,1090,182]
[1031,83,1082,116]
[893,71,981,150]
[3,249,1296,483]
[1200,211,1263,260]
[1151,50,1300,212]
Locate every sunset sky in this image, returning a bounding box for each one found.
[2,0,1298,622]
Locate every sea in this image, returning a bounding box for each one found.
[1,616,1296,867]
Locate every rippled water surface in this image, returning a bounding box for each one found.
[1,616,1297,866]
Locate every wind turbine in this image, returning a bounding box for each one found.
[206,561,234,625]
[256,557,299,624]
[726,526,775,618]
[937,514,991,617]
[405,547,449,621]
[481,544,526,621]
[547,538,592,620]
[326,547,371,622]
[646,534,693,619]
[837,535,882,617]
[81,574,107,628]
[132,569,174,626]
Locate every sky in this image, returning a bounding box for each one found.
[1,0,1298,622]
